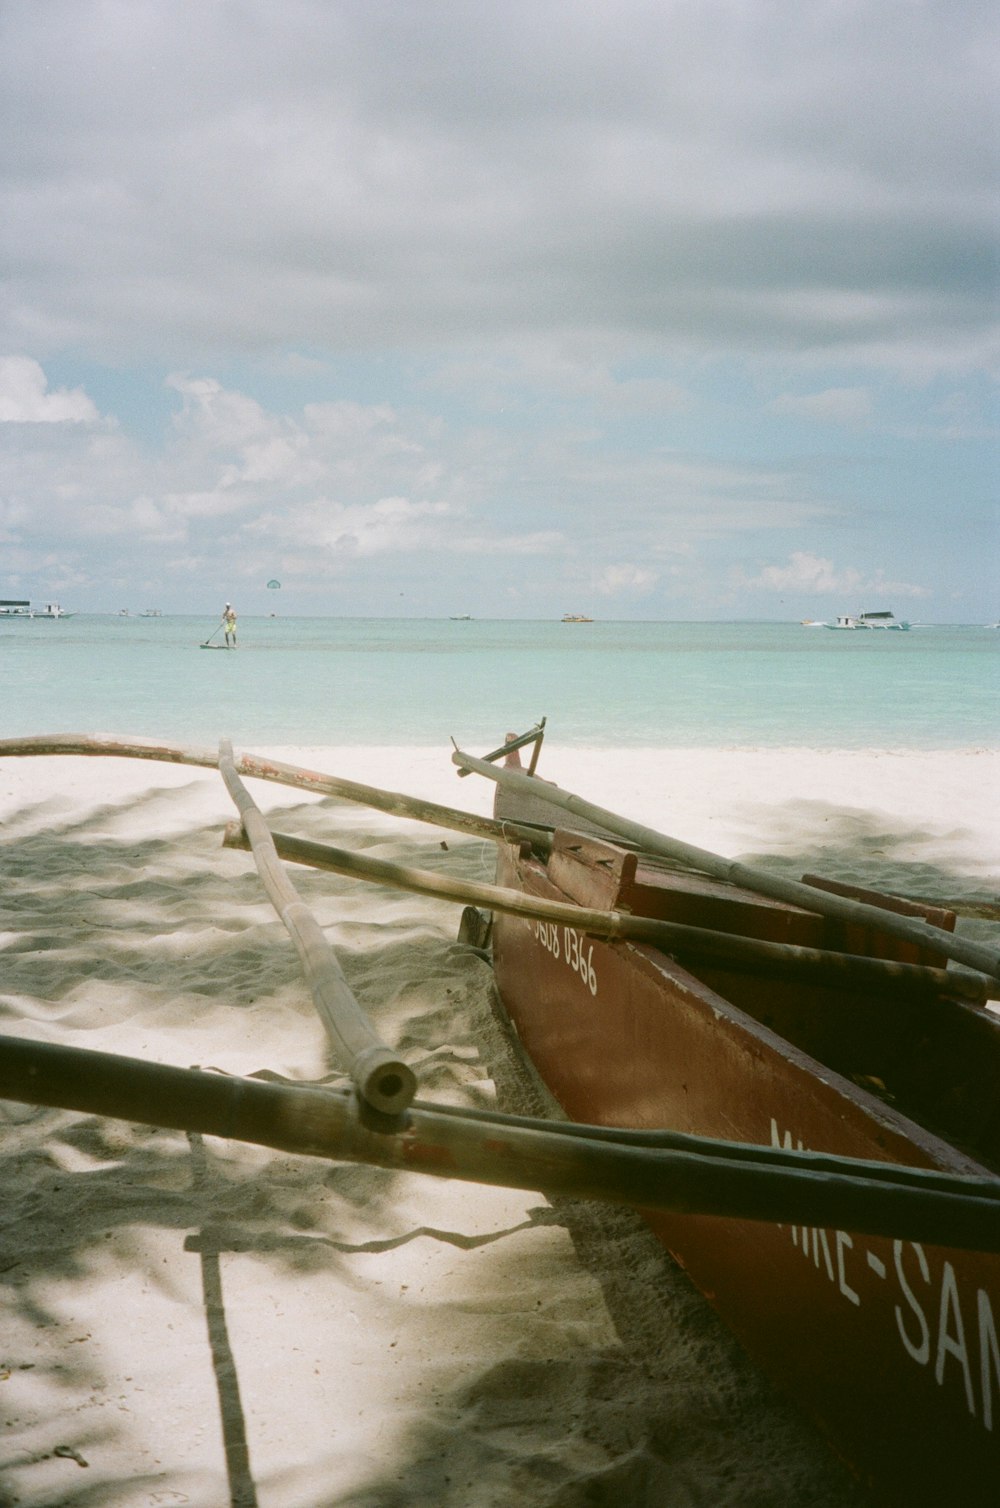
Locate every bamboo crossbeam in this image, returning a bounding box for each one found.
[451,746,1000,985]
[217,741,416,1115]
[221,823,990,1005]
[0,734,546,849]
[1,1034,998,1250]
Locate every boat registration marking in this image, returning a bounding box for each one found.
[533,921,598,996]
[771,1117,1000,1434]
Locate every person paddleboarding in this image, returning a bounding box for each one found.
[223,603,237,648]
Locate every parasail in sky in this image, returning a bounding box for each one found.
[266,579,281,589]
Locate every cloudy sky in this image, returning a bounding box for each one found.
[2,1,996,620]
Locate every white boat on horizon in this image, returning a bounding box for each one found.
[0,599,73,619]
[821,611,910,631]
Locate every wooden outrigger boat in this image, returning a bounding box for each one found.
[452,727,1000,1506]
[1,730,999,1505]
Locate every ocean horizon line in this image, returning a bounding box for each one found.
[5,611,995,628]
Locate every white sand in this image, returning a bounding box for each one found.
[1,743,998,1507]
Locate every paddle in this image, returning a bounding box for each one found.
[201,617,226,647]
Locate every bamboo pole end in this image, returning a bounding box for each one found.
[353,1046,418,1116]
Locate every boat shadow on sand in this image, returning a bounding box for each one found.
[3,787,994,1505]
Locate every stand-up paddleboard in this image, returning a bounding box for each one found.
[200,624,234,649]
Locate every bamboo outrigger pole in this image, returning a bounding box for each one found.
[217,740,416,1116]
[0,734,546,849]
[1,1034,999,1251]
[450,745,1000,986]
[221,823,989,1005]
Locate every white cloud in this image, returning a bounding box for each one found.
[247,494,564,562]
[167,375,276,450]
[738,551,929,600]
[220,436,322,489]
[2,5,995,373]
[596,563,658,596]
[453,530,564,557]
[0,356,101,423]
[302,401,401,439]
[319,495,454,557]
[435,348,691,416]
[127,496,184,540]
[163,488,248,521]
[73,496,182,540]
[768,388,873,426]
[0,499,29,544]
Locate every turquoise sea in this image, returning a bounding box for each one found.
[1,615,997,750]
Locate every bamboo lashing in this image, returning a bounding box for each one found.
[217,740,416,1115]
[455,719,546,776]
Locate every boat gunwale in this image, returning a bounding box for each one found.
[496,835,998,1182]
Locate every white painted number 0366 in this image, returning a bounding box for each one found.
[533,921,598,996]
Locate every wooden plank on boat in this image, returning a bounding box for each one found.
[220,821,991,1006]
[451,743,1000,984]
[800,870,958,965]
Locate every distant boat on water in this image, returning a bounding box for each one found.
[140,608,163,618]
[561,613,594,623]
[449,615,473,621]
[0,599,73,619]
[820,611,910,632]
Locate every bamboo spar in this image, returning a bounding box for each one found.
[220,823,990,1004]
[451,746,1000,984]
[1,1033,999,1251]
[216,740,416,1115]
[3,732,996,983]
[0,734,546,850]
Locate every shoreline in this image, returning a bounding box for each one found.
[2,745,997,1504]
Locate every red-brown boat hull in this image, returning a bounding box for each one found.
[492,837,1000,1505]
